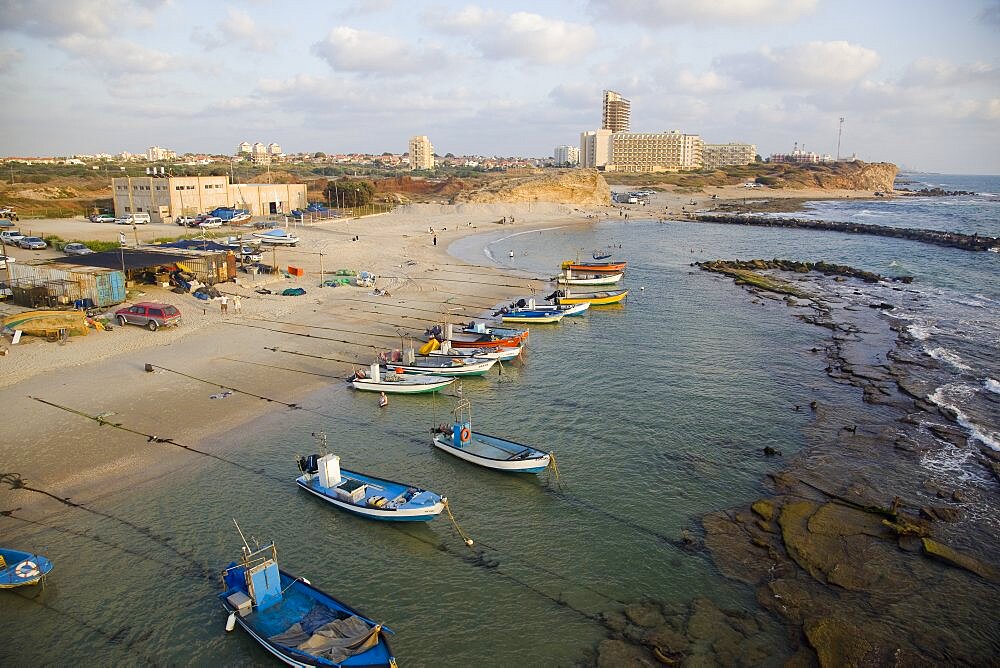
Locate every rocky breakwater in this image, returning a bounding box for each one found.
[452,169,611,206]
[690,213,1000,252]
[692,258,1000,664]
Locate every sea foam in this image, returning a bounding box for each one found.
[985,378,1000,395]
[928,387,1000,451]
[928,347,972,371]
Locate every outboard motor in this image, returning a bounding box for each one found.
[297,455,320,474]
[515,298,527,308]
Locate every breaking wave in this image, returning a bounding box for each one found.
[927,347,972,371]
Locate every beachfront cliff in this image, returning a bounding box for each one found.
[452,169,611,206]
[756,161,898,192]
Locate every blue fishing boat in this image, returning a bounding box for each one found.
[0,548,53,588]
[495,299,589,318]
[219,521,396,667]
[432,400,552,474]
[296,448,446,521]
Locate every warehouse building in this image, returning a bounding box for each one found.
[111,175,307,223]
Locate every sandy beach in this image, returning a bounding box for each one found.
[0,185,885,527]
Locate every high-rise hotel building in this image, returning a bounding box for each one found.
[602,90,631,133]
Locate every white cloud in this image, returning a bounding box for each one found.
[716,41,880,89]
[900,57,1000,87]
[427,7,595,65]
[193,7,275,52]
[311,26,445,75]
[0,0,166,39]
[589,0,818,26]
[676,69,728,93]
[0,48,24,74]
[57,35,175,75]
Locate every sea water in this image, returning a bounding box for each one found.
[2,174,997,665]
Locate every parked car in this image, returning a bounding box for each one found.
[117,212,151,225]
[239,246,262,262]
[63,242,95,256]
[114,302,182,331]
[0,230,25,244]
[175,215,196,226]
[195,215,223,228]
[90,213,116,223]
[18,236,47,250]
[0,254,14,270]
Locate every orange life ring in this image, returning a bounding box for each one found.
[395,366,405,374]
[460,427,471,441]
[15,561,39,578]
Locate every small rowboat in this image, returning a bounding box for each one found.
[349,364,455,394]
[546,288,628,306]
[459,323,529,343]
[0,548,53,588]
[380,355,496,377]
[296,452,445,521]
[556,271,623,286]
[560,260,627,273]
[500,310,564,324]
[497,300,590,318]
[432,400,551,473]
[220,522,396,666]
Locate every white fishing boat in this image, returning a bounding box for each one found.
[556,271,624,286]
[253,229,299,246]
[349,363,456,394]
[432,399,552,474]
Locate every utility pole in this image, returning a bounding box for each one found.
[837,117,845,161]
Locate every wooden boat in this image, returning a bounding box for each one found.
[560,260,627,273]
[379,355,496,377]
[349,364,455,394]
[432,400,551,473]
[219,522,396,666]
[2,310,89,337]
[0,548,53,588]
[545,288,628,306]
[556,271,623,286]
[296,452,445,521]
[496,299,589,318]
[500,310,564,324]
[425,323,527,350]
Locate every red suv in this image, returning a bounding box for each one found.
[114,302,182,331]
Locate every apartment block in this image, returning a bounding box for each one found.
[579,129,612,169]
[111,176,306,222]
[554,145,580,165]
[702,143,757,169]
[146,146,176,161]
[408,135,435,170]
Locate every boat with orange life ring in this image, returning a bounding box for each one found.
[0,547,54,588]
[432,399,552,474]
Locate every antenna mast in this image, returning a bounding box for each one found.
[837,117,845,161]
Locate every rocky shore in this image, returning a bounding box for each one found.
[594,261,1000,665]
[690,213,1000,252]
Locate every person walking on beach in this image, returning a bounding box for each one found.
[233,295,241,315]
[433,234,437,246]
[220,294,228,315]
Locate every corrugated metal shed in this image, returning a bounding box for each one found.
[7,262,126,307]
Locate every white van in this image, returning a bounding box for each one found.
[117,212,151,225]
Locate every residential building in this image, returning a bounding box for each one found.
[579,129,612,169]
[702,143,757,169]
[554,145,580,166]
[111,175,306,223]
[604,130,704,173]
[267,142,282,156]
[602,90,631,133]
[237,141,251,154]
[250,142,270,165]
[408,135,434,171]
[146,146,176,161]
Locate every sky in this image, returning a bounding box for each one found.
[1,0,999,173]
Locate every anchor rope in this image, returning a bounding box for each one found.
[443,499,475,550]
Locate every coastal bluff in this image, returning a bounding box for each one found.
[760,160,898,192]
[452,169,611,206]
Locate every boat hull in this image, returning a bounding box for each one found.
[500,312,563,324]
[296,477,444,521]
[0,549,54,588]
[381,357,496,376]
[560,260,627,273]
[556,272,623,286]
[432,434,550,473]
[426,345,521,361]
[350,376,455,393]
[554,289,628,305]
[449,335,523,349]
